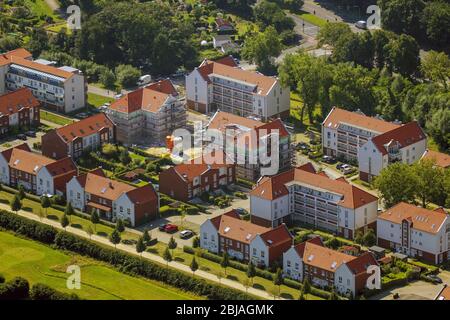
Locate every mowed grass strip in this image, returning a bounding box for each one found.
[40,110,75,126]
[0,231,201,300]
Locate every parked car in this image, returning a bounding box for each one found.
[114,93,124,99]
[355,20,367,29]
[235,207,248,216]
[76,112,88,119]
[179,230,194,239]
[322,155,337,164]
[296,142,310,151]
[25,131,36,137]
[17,133,27,140]
[336,163,345,171]
[159,223,168,231]
[164,224,179,233]
[340,164,354,175]
[137,74,152,86]
[426,275,443,284]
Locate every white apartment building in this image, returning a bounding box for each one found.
[185,56,290,121]
[357,121,427,182]
[377,202,450,264]
[250,163,378,239]
[107,79,186,145]
[0,48,86,113]
[322,107,401,162]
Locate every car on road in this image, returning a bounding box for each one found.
[76,112,89,119]
[114,93,124,99]
[355,20,367,30]
[235,207,248,216]
[426,274,443,284]
[179,230,194,239]
[25,131,36,137]
[164,224,179,233]
[322,155,337,164]
[296,142,310,151]
[17,133,27,140]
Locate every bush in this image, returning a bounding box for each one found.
[115,64,141,88]
[0,277,30,300]
[0,274,4,284]
[30,283,80,300]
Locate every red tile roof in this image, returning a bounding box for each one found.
[3,48,32,59]
[371,121,426,155]
[323,107,400,133]
[260,224,292,247]
[293,236,324,256]
[378,202,448,235]
[346,252,378,274]
[421,150,450,169]
[56,113,114,142]
[436,286,450,300]
[9,56,74,79]
[145,79,178,96]
[251,162,378,208]
[0,88,39,116]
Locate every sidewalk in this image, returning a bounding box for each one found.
[0,202,278,300]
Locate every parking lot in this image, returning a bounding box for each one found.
[0,130,45,152]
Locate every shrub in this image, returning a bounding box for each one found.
[0,274,4,284]
[0,277,30,300]
[30,283,80,300]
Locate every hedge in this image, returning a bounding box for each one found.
[236,178,254,189]
[0,210,254,300]
[30,283,80,300]
[0,277,79,300]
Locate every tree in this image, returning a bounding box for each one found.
[246,261,256,285]
[116,219,125,233]
[179,204,187,227]
[142,229,151,244]
[373,162,419,207]
[273,268,283,296]
[109,229,121,248]
[10,194,22,214]
[136,236,146,257]
[220,252,230,275]
[386,34,420,78]
[90,209,100,232]
[190,257,199,277]
[354,231,364,245]
[99,69,116,89]
[242,277,251,293]
[362,229,377,247]
[64,202,74,223]
[86,225,94,239]
[61,214,69,230]
[426,108,450,153]
[378,0,425,37]
[115,64,141,88]
[328,287,339,300]
[421,51,450,90]
[192,236,200,248]
[18,185,25,200]
[317,22,352,47]
[421,1,450,48]
[163,247,172,267]
[37,209,44,221]
[168,236,178,259]
[413,159,445,207]
[303,277,311,297]
[41,196,51,217]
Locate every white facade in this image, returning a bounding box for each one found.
[250,194,290,227]
[0,153,9,185]
[200,219,219,254]
[115,193,135,226]
[283,246,303,280]
[249,235,269,267]
[36,167,55,196]
[66,177,85,210]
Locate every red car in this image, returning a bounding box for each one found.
[164,224,178,233]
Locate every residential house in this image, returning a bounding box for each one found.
[200,210,292,267]
[377,202,450,264]
[41,113,115,160]
[0,144,77,195]
[215,17,234,33]
[357,121,427,182]
[0,48,86,113]
[185,57,290,120]
[283,237,378,297]
[213,35,233,49]
[66,168,159,227]
[0,87,40,135]
[206,110,293,181]
[159,151,236,202]
[322,107,401,162]
[107,79,186,145]
[421,149,450,169]
[250,162,379,239]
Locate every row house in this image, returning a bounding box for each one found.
[283,237,378,297]
[250,162,379,239]
[421,149,450,169]
[41,113,115,160]
[106,79,186,146]
[159,151,236,202]
[200,210,292,267]
[186,56,290,121]
[205,110,293,181]
[66,169,159,227]
[0,88,40,135]
[377,202,450,264]
[357,121,427,182]
[0,48,86,113]
[322,107,401,162]
[0,144,77,195]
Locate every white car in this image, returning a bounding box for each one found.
[179,230,193,239]
[114,93,124,99]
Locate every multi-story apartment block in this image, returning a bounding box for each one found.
[107,79,186,146]
[159,152,236,202]
[322,107,401,162]
[0,48,86,113]
[0,144,77,196]
[206,110,293,181]
[421,149,450,169]
[200,210,292,267]
[283,237,378,297]
[66,168,159,227]
[357,121,427,182]
[250,163,378,239]
[186,57,290,121]
[377,202,450,264]
[41,113,115,160]
[0,87,40,134]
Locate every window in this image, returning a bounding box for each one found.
[287,260,291,267]
[77,192,80,200]
[261,251,265,258]
[120,206,123,213]
[203,232,207,240]
[253,248,257,256]
[295,263,299,270]
[127,208,131,215]
[338,276,342,283]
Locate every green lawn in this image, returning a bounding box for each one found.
[40,110,75,126]
[148,243,324,300]
[297,11,328,27]
[0,231,200,300]
[87,93,114,108]
[25,0,63,23]
[0,190,138,241]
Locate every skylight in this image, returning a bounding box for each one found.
[307,254,314,262]
[101,187,107,193]
[224,227,230,233]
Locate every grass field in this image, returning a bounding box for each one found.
[297,11,328,27]
[40,110,75,126]
[0,231,200,300]
[87,93,114,108]
[25,0,63,23]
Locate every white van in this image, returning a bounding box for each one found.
[137,74,152,86]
